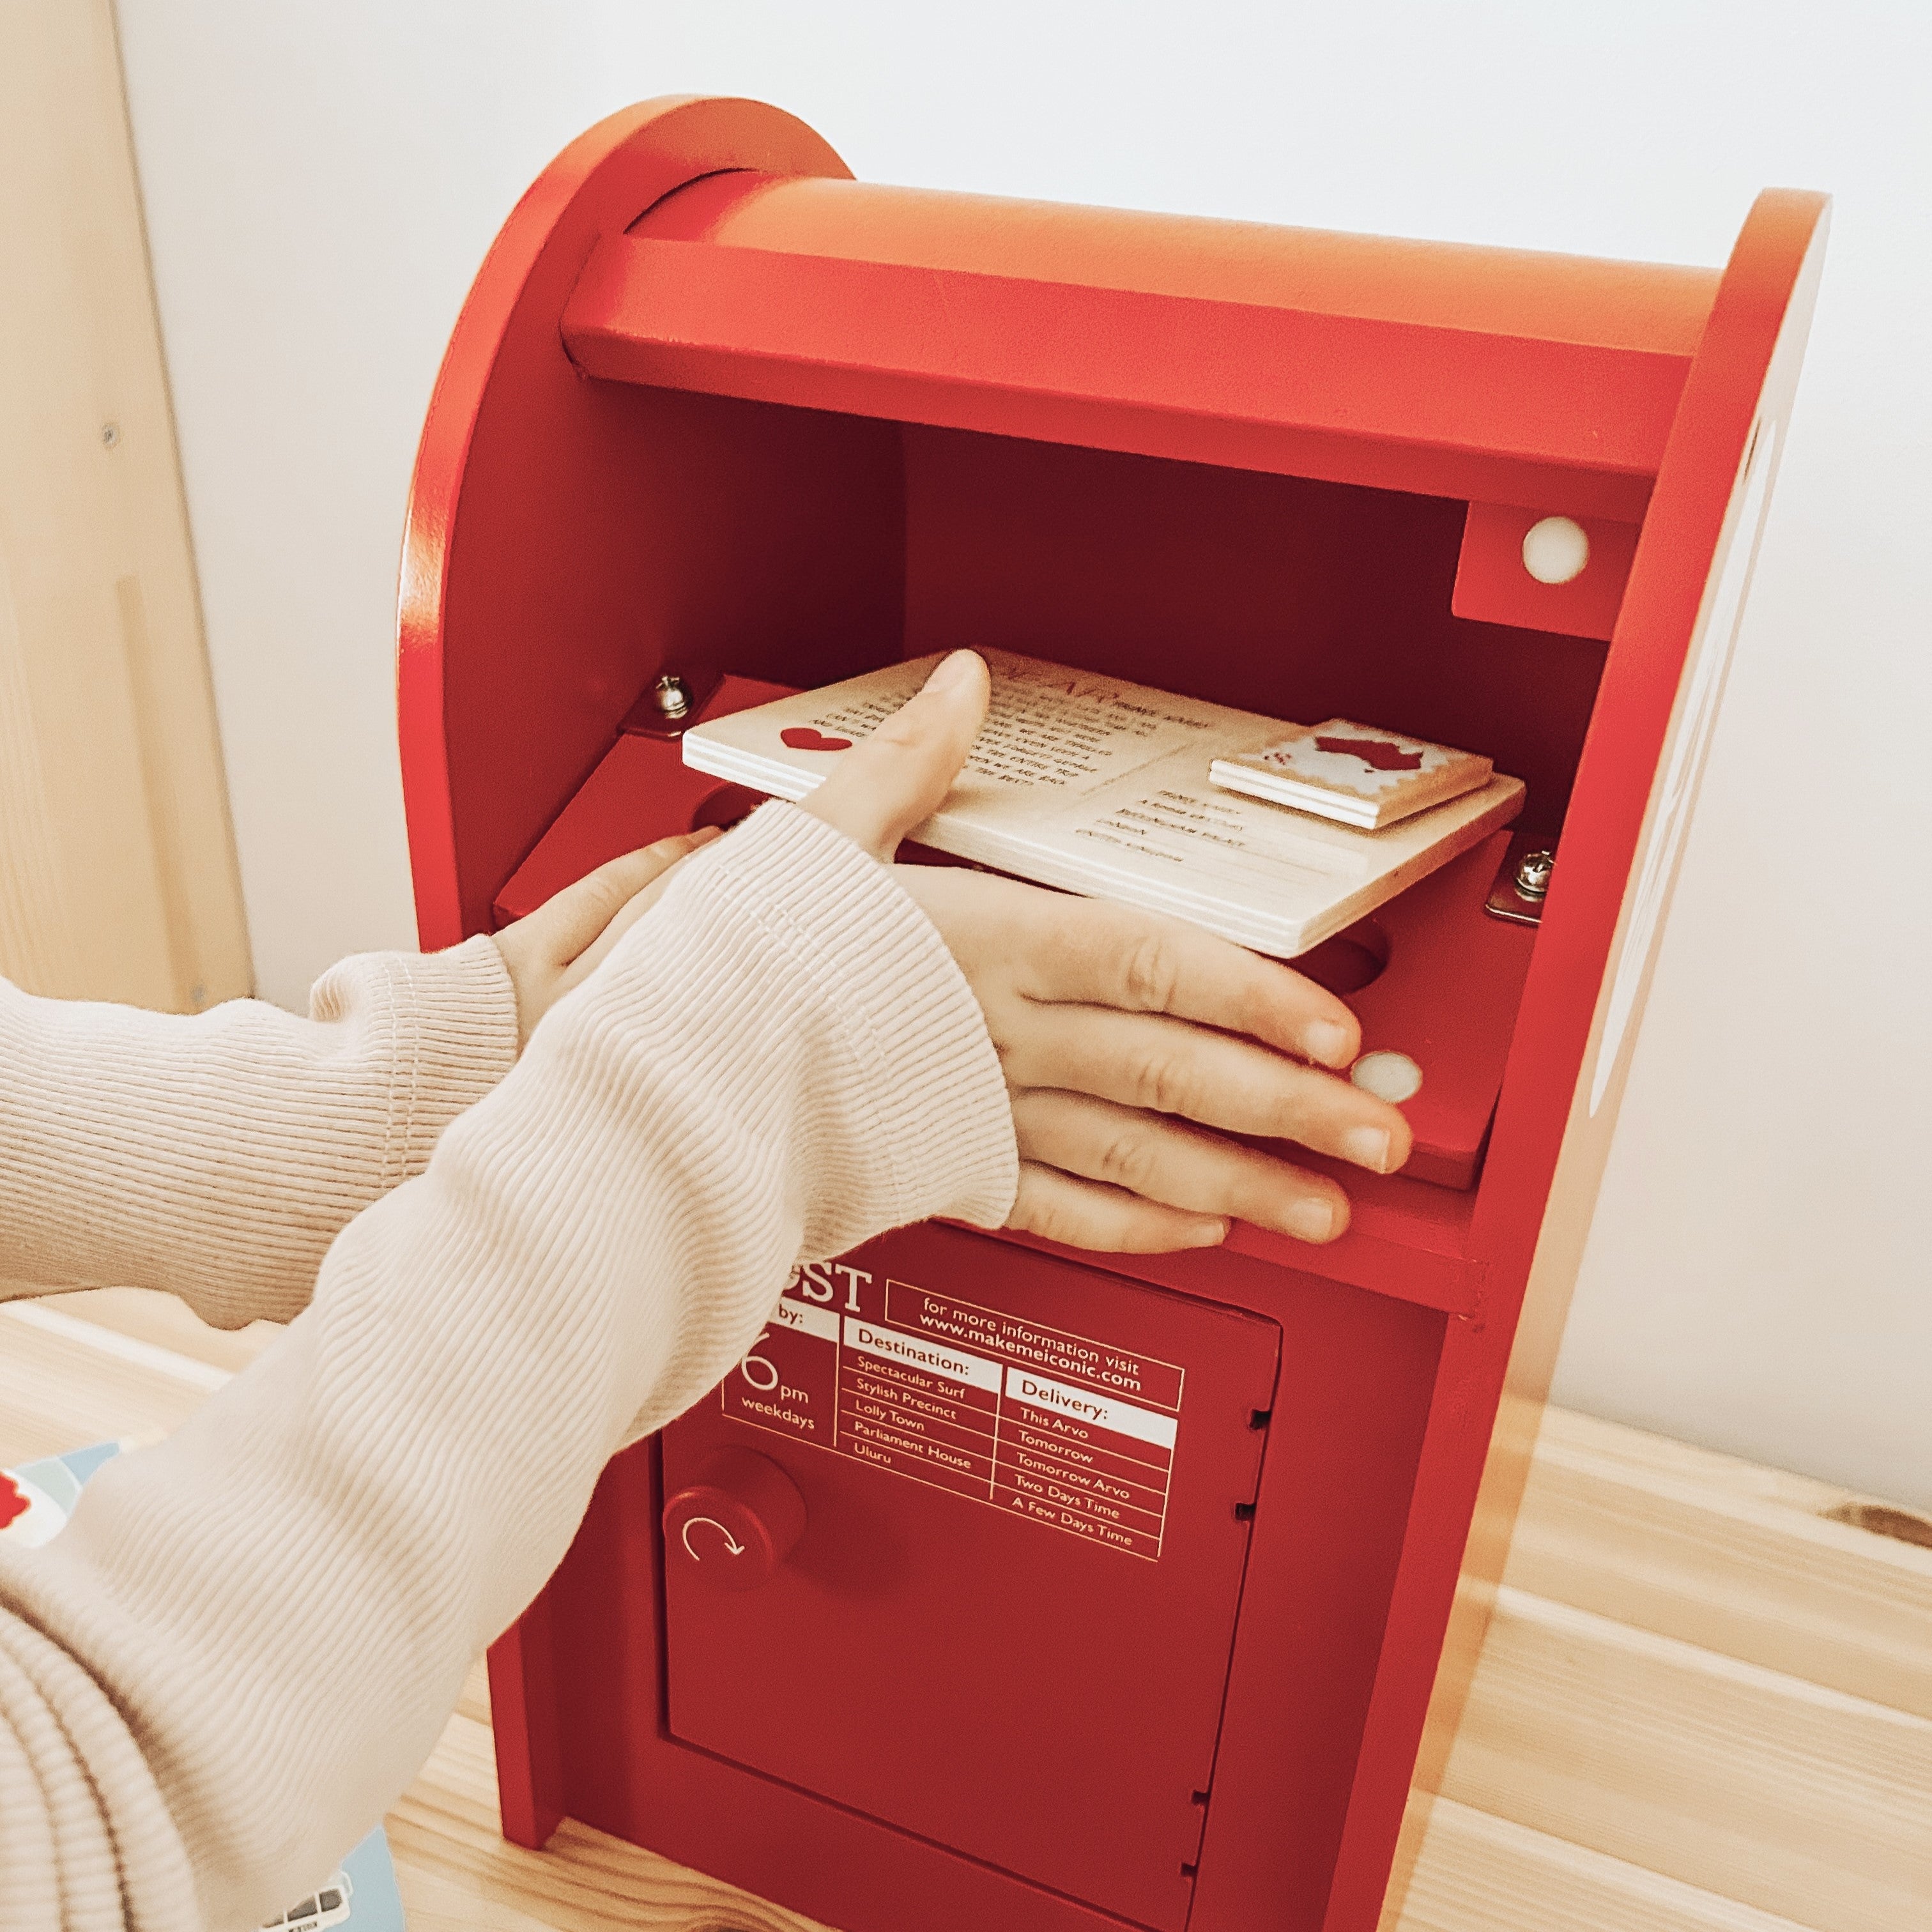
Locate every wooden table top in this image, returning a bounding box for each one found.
[4,1288,1928,1932]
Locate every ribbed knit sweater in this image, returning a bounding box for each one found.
[0,805,1019,1932]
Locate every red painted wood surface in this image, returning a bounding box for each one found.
[490,675,793,924]
[564,227,1683,519]
[484,1590,563,1850]
[397,97,859,948]
[395,93,1826,1932]
[1452,502,1641,640]
[1306,192,1828,1932]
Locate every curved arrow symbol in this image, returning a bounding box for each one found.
[682,1515,747,1561]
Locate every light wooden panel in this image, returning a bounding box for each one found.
[392,1712,827,1932]
[1400,1799,1813,1932]
[1511,1406,1932,1721]
[0,0,250,1009]
[1441,1584,1932,1931]
[0,1308,211,1461]
[32,1285,275,1377]
[4,1299,1929,1932]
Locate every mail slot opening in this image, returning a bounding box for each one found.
[532,385,1609,848]
[1295,919,1390,997]
[688,782,765,833]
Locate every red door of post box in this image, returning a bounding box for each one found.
[662,1224,1278,1929]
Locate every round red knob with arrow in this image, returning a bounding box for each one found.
[662,1448,807,1592]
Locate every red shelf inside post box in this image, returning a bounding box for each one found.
[499,687,1535,1217]
[493,675,795,923]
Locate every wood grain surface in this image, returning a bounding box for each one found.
[0,0,250,1011]
[4,1287,1929,1932]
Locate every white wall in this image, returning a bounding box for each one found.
[114,2,1931,1506]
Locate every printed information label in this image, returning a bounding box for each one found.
[722,1277,1184,1560]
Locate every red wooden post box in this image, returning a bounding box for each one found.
[397,95,1825,1932]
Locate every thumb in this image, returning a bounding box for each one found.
[797,650,990,861]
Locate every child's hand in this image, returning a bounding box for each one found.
[801,652,1412,1252]
[492,827,723,1046]
[892,867,1404,1249]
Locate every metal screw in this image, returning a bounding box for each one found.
[1514,848,1555,901]
[653,673,693,721]
[100,422,121,448]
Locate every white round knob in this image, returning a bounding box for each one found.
[1521,516,1590,585]
[1351,1050,1423,1104]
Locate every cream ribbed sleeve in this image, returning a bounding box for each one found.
[0,804,1019,1932]
[0,933,520,1328]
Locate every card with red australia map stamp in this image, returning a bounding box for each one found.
[682,649,1522,958]
[1209,722,1494,829]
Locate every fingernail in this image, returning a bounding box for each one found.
[923,649,982,696]
[1306,1020,1353,1066]
[1285,1197,1337,1242]
[1183,1216,1231,1248]
[1342,1126,1392,1172]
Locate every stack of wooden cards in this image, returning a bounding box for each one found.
[1209,724,1494,829]
[682,649,1522,959]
